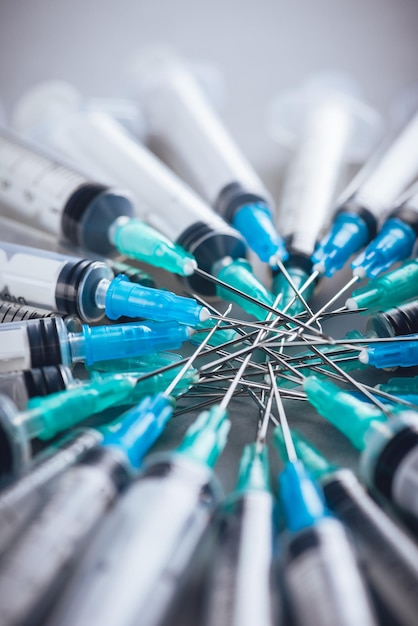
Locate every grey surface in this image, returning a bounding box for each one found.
[0,0,417,494]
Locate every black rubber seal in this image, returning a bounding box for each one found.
[374,425,418,499]
[214,181,268,223]
[177,221,247,295]
[23,366,67,398]
[55,260,92,317]
[336,198,378,240]
[82,446,131,492]
[27,318,62,368]
[372,301,418,338]
[322,474,351,510]
[287,527,320,560]
[61,183,109,247]
[0,415,12,477]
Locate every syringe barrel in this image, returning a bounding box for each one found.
[0,241,113,322]
[0,428,102,556]
[361,412,418,523]
[203,490,277,626]
[131,52,271,211]
[47,453,221,626]
[0,366,73,410]
[278,99,354,258]
[283,516,377,626]
[0,317,70,373]
[323,468,418,626]
[0,446,129,626]
[0,132,134,255]
[336,110,418,232]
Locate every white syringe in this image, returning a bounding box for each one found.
[268,73,380,313]
[0,131,195,276]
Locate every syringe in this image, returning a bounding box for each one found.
[1,354,194,475]
[269,367,377,626]
[46,409,230,626]
[346,258,418,313]
[0,374,137,480]
[304,375,418,525]
[0,365,74,410]
[0,132,196,276]
[0,316,192,372]
[0,390,175,626]
[352,181,418,279]
[0,241,208,325]
[125,48,286,264]
[275,427,418,626]
[0,210,156,289]
[13,81,276,314]
[269,73,380,313]
[312,109,418,277]
[201,442,277,626]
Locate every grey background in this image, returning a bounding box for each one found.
[0,0,418,492]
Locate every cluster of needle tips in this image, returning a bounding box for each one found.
[138,267,417,445]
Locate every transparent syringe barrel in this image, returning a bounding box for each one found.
[278,100,354,257]
[0,241,112,322]
[323,469,418,626]
[130,52,270,208]
[203,490,277,626]
[0,132,134,256]
[344,110,418,219]
[13,85,238,243]
[0,448,127,626]
[47,454,221,626]
[284,517,377,626]
[0,318,70,373]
